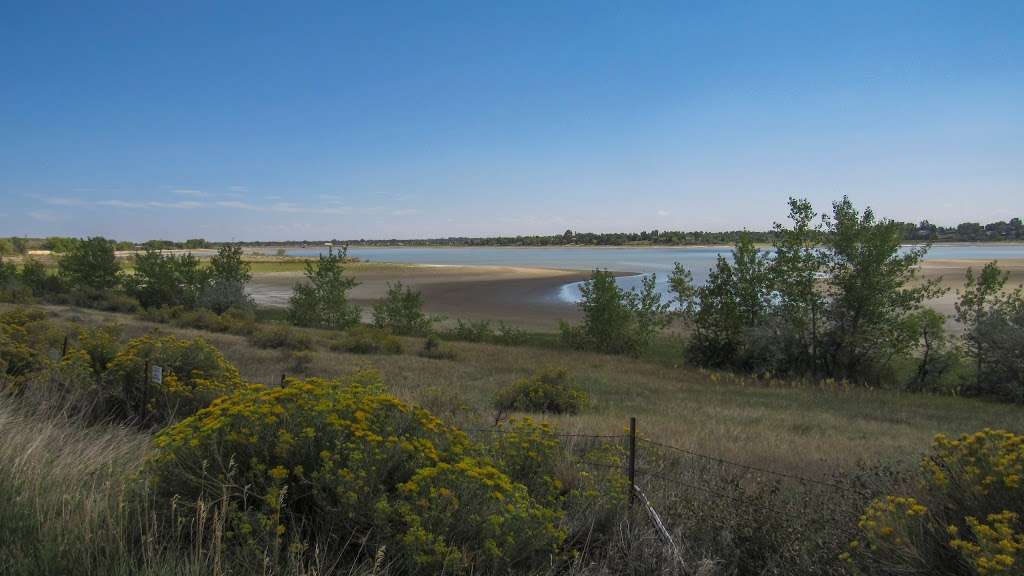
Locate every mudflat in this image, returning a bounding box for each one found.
[247,263,599,331]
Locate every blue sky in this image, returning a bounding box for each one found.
[1,1,1021,241]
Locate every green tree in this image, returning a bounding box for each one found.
[200,244,253,313]
[42,236,80,253]
[58,237,121,292]
[124,248,208,309]
[819,197,945,381]
[770,198,825,374]
[561,269,670,356]
[11,237,28,255]
[372,281,432,335]
[287,247,361,329]
[956,261,1024,398]
[685,256,743,367]
[18,258,53,296]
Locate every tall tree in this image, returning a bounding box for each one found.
[58,237,121,292]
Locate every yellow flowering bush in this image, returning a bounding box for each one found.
[484,417,629,547]
[396,458,565,573]
[846,429,1024,575]
[146,373,564,574]
[104,334,244,425]
[74,322,122,376]
[926,429,1024,500]
[0,308,59,379]
[950,512,1024,575]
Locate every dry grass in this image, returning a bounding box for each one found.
[35,303,1024,478]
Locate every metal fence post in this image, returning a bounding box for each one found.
[628,416,637,507]
[61,335,68,358]
[280,373,287,387]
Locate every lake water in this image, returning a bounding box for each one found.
[269,244,1024,303]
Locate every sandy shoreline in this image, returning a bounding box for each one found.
[248,264,610,331]
[247,258,1024,332]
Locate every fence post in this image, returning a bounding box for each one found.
[280,373,287,387]
[628,416,637,507]
[61,335,68,358]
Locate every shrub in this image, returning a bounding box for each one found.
[494,368,586,415]
[560,270,670,356]
[75,323,123,377]
[145,374,564,574]
[418,334,456,360]
[845,428,1024,575]
[0,308,59,379]
[287,350,314,373]
[102,334,246,425]
[483,418,628,549]
[248,324,313,351]
[372,281,433,335]
[448,319,495,342]
[331,325,402,355]
[287,248,360,330]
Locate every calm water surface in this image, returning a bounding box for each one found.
[271,245,1024,303]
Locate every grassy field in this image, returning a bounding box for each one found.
[4,302,1024,574]
[33,304,1024,476]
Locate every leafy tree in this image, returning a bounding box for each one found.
[58,237,121,292]
[124,248,208,309]
[905,308,957,392]
[819,197,945,381]
[372,281,432,335]
[0,238,13,256]
[668,262,697,320]
[685,255,743,367]
[287,247,361,329]
[770,198,825,374]
[18,258,54,296]
[11,237,28,255]
[200,244,253,313]
[956,261,1024,398]
[561,269,670,356]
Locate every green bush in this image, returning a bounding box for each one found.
[494,368,586,415]
[248,324,313,351]
[331,325,402,354]
[560,270,670,356]
[287,248,360,330]
[146,374,564,574]
[418,334,456,360]
[372,281,433,335]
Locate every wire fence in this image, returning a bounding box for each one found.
[464,417,872,544]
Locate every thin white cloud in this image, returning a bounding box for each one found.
[657,209,670,217]
[98,200,204,209]
[216,200,351,215]
[29,210,64,222]
[172,189,207,197]
[391,208,420,216]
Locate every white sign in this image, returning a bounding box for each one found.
[152,365,163,385]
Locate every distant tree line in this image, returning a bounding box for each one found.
[0,237,212,255]
[226,217,1024,248]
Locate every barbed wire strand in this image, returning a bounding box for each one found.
[637,437,868,495]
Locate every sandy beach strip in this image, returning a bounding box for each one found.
[247,263,617,331]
